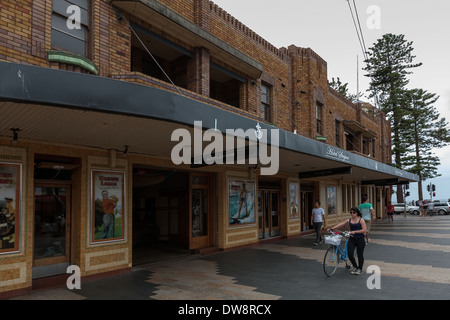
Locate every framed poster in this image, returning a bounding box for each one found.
[289,182,300,219]
[228,179,255,226]
[91,170,125,243]
[327,185,337,215]
[0,163,21,254]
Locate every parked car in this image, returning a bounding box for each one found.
[408,205,420,215]
[433,201,450,215]
[393,203,410,214]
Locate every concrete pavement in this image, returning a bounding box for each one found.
[9,214,450,301]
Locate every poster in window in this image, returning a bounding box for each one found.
[289,182,300,219]
[0,163,20,254]
[91,170,125,243]
[228,180,255,226]
[327,186,337,215]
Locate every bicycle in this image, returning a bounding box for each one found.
[323,229,352,277]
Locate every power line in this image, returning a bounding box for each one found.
[346,0,381,108]
[352,0,368,61]
[346,0,368,61]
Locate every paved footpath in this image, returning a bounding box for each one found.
[10,214,450,301]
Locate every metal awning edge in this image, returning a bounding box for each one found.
[0,61,418,183]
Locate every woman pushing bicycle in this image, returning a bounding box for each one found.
[328,207,367,275]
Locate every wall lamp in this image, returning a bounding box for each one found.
[123,145,129,155]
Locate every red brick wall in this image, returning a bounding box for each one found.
[208,1,291,127]
[0,0,45,64]
[0,0,391,162]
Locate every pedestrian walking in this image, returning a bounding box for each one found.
[359,195,374,244]
[329,207,367,275]
[311,201,325,245]
[423,200,428,217]
[386,201,394,222]
[428,201,434,216]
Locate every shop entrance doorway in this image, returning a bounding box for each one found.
[301,191,314,231]
[190,173,214,250]
[33,182,71,279]
[258,190,281,239]
[32,155,79,280]
[132,168,189,264]
[132,167,215,265]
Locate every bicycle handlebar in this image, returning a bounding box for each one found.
[328,229,351,237]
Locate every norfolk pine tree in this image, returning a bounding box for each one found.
[363,34,422,203]
[364,33,450,201]
[329,77,363,103]
[402,88,450,200]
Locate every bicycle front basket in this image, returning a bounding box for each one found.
[324,234,342,245]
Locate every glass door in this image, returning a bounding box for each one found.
[258,190,280,239]
[33,184,71,278]
[258,191,263,239]
[270,192,280,236]
[191,189,208,238]
[189,174,213,250]
[301,191,314,231]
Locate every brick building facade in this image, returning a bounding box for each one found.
[0,0,415,297]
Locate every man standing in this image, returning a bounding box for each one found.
[311,201,325,246]
[359,195,374,244]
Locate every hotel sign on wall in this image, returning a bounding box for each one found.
[324,146,351,163]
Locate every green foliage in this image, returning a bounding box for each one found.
[401,88,450,181]
[364,33,450,200]
[329,77,363,103]
[364,33,422,116]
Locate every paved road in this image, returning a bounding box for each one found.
[10,214,450,302]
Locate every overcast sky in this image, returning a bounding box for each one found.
[212,0,450,202]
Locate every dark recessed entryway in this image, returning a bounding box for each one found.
[132,166,190,265]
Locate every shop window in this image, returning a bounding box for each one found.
[327,186,337,215]
[51,0,89,57]
[271,192,279,227]
[192,189,208,237]
[341,183,358,213]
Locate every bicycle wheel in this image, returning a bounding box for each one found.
[323,245,340,277]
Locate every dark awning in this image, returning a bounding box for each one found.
[0,61,418,183]
[343,120,377,139]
